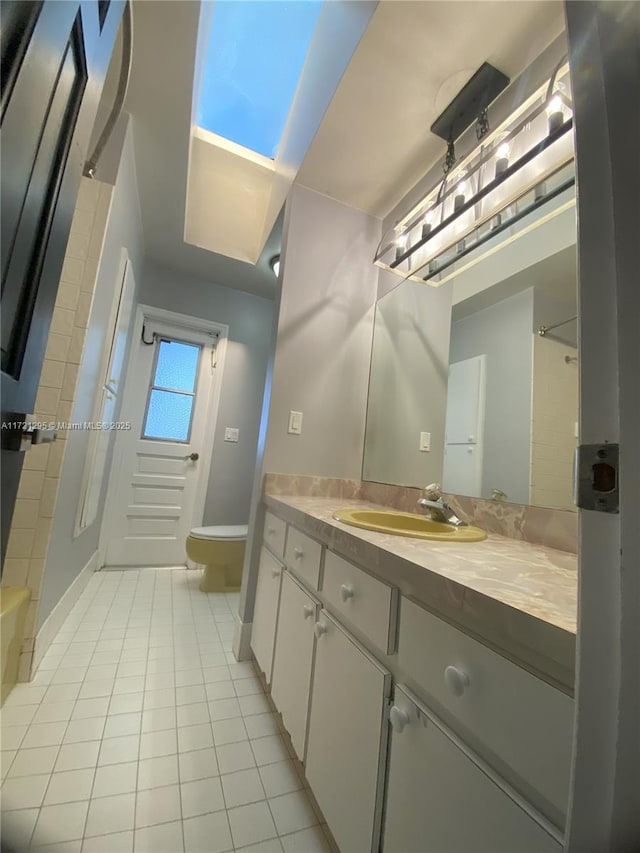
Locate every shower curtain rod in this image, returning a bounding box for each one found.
[538,315,577,337]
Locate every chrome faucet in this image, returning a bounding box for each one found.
[417,483,468,527]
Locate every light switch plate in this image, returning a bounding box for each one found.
[288,411,303,435]
[419,431,431,452]
[224,427,239,442]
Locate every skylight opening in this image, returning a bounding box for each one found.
[198,0,323,160]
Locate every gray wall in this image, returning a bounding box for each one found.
[449,287,534,504]
[138,263,274,526]
[263,184,380,479]
[40,119,145,626]
[363,279,452,487]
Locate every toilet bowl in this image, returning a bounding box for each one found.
[186,525,248,592]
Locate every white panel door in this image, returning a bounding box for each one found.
[250,548,283,683]
[442,442,483,496]
[383,685,562,853]
[104,318,219,566]
[305,611,391,853]
[270,571,318,760]
[444,355,486,445]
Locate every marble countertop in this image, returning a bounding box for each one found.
[264,494,578,693]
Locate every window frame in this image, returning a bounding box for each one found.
[140,335,203,444]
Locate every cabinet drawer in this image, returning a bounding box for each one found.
[284,527,322,590]
[397,598,573,826]
[383,684,561,853]
[263,511,286,558]
[323,550,397,655]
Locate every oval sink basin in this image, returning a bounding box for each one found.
[332,508,487,542]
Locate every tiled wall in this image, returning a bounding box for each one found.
[530,334,579,511]
[2,178,113,681]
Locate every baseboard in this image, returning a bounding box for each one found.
[31,550,99,675]
[232,615,253,661]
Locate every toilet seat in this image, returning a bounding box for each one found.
[189,525,248,541]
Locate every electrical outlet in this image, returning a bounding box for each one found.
[419,431,431,452]
[224,427,239,442]
[288,411,303,435]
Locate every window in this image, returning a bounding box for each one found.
[142,339,202,442]
[197,0,323,159]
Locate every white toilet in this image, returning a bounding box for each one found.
[185,525,248,592]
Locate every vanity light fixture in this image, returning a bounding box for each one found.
[374,61,575,285]
[270,255,281,277]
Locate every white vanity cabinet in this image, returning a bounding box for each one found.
[305,610,391,853]
[383,684,561,853]
[397,597,573,825]
[270,571,318,761]
[250,547,283,683]
[252,507,573,853]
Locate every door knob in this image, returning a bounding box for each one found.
[184,452,199,461]
[340,584,354,602]
[444,665,470,697]
[389,705,411,733]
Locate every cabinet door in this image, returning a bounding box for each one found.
[306,611,391,853]
[271,572,317,760]
[250,547,283,683]
[383,685,562,853]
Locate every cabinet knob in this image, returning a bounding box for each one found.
[339,584,355,603]
[267,527,276,535]
[444,665,470,697]
[389,705,411,733]
[303,605,315,619]
[293,548,304,560]
[271,567,282,579]
[314,622,328,639]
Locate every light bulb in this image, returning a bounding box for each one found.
[546,94,563,116]
[394,232,408,261]
[454,175,467,212]
[546,82,569,135]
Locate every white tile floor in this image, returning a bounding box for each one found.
[1,569,332,853]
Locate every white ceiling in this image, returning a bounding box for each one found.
[119,0,565,301]
[297,0,565,217]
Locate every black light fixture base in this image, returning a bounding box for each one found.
[430,62,510,142]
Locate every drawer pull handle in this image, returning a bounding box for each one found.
[339,584,354,602]
[444,665,470,697]
[314,621,328,639]
[389,705,411,733]
[303,605,315,619]
[271,567,282,579]
[293,548,304,560]
[267,527,276,535]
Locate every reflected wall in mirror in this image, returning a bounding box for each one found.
[363,190,578,511]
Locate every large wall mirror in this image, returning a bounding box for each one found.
[363,188,578,511]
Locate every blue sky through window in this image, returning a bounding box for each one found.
[198,1,323,159]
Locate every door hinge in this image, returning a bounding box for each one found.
[574,443,619,513]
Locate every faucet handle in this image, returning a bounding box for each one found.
[423,483,442,500]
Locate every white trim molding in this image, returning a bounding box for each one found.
[232,615,253,662]
[31,550,99,676]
